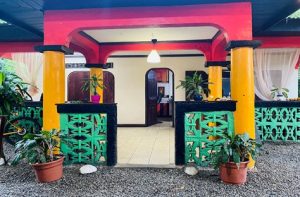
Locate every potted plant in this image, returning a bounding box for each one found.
[11,129,64,183]
[0,62,28,164]
[176,72,210,101]
[211,133,260,185]
[81,74,105,103]
[271,87,289,101]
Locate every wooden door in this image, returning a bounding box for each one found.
[67,71,115,103]
[103,71,115,103]
[67,71,90,101]
[146,70,158,126]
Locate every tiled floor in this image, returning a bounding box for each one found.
[117,121,175,167]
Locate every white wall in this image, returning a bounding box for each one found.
[65,55,87,100]
[107,56,207,124]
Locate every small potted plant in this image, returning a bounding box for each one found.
[81,74,105,103]
[176,72,210,101]
[12,129,64,183]
[271,87,289,101]
[211,133,260,185]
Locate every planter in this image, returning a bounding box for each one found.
[91,95,101,103]
[193,93,203,101]
[276,94,286,101]
[31,157,64,183]
[219,161,249,185]
[0,115,7,164]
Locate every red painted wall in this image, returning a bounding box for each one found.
[44,2,253,45]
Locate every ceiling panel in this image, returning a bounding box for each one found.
[84,26,219,43]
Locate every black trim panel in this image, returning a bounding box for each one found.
[85,63,113,69]
[205,61,230,68]
[255,101,300,108]
[56,103,117,166]
[226,40,261,51]
[175,101,237,165]
[35,45,74,55]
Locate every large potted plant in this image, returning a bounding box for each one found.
[0,62,28,164]
[81,74,105,103]
[12,129,64,183]
[176,72,210,101]
[211,133,260,185]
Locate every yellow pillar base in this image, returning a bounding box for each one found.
[43,51,65,130]
[230,47,256,168]
[90,68,104,103]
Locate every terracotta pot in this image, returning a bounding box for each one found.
[91,95,100,103]
[31,157,64,183]
[219,161,249,185]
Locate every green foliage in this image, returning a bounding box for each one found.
[271,87,289,99]
[176,72,210,100]
[0,60,28,115]
[211,133,261,169]
[81,74,105,95]
[11,129,64,165]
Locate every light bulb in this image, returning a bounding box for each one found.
[147,50,161,63]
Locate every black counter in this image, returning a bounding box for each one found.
[23,101,42,107]
[255,101,300,108]
[56,103,117,166]
[174,101,237,165]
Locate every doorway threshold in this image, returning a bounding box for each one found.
[115,163,177,169]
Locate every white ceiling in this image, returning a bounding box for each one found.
[83,26,219,43]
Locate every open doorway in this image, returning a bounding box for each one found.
[145,68,174,127]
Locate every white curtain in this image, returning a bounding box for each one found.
[12,53,43,99]
[254,48,300,100]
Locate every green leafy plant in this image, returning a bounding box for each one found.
[176,72,210,100]
[11,129,62,165]
[271,87,289,99]
[211,133,261,169]
[0,61,29,115]
[81,74,105,96]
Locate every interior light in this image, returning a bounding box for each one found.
[147,39,161,63]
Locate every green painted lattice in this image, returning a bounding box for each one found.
[255,107,300,142]
[185,111,234,166]
[60,113,107,165]
[5,105,43,144]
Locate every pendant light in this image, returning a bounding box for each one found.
[147,39,161,63]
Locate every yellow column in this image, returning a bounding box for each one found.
[90,68,103,103]
[230,47,255,168]
[43,51,65,130]
[208,66,222,101]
